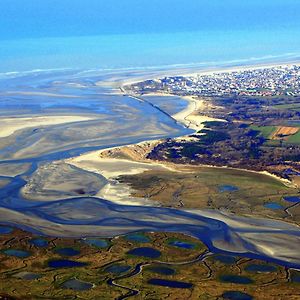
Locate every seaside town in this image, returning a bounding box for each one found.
[130,65,300,97]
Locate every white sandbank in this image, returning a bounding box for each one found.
[0,115,97,138]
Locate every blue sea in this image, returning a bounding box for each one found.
[0,0,300,72]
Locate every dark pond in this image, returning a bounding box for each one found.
[148,278,192,289]
[219,275,253,284]
[48,259,87,268]
[105,264,131,274]
[83,238,109,248]
[284,196,300,203]
[222,291,253,300]
[3,249,31,258]
[125,232,151,243]
[55,247,80,256]
[62,279,93,291]
[0,226,13,234]
[147,266,175,275]
[218,185,239,193]
[127,247,161,259]
[264,203,283,210]
[29,238,48,248]
[245,264,277,273]
[168,240,195,249]
[213,255,237,265]
[13,272,42,280]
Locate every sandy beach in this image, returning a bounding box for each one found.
[0,115,97,138]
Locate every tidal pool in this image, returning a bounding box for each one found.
[218,185,239,193]
[264,203,283,210]
[148,278,192,289]
[3,249,31,258]
[48,259,87,268]
[62,279,93,291]
[222,291,253,300]
[244,264,277,273]
[105,264,131,274]
[219,275,253,284]
[55,247,80,256]
[127,247,161,259]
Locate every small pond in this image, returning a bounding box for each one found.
[222,291,253,300]
[244,264,277,273]
[83,238,109,248]
[168,240,196,249]
[147,266,175,275]
[62,279,93,291]
[30,238,48,248]
[212,255,237,265]
[3,249,31,258]
[284,196,300,203]
[48,259,87,268]
[125,232,151,243]
[264,203,283,210]
[148,278,192,289]
[105,264,131,274]
[219,275,253,284]
[127,247,161,259]
[218,185,239,193]
[13,272,42,280]
[55,247,80,257]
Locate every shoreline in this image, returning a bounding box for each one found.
[66,84,295,204]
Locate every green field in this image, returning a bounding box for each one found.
[286,130,300,144]
[250,125,276,139]
[273,103,300,111]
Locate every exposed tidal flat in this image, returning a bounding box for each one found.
[0,68,300,299]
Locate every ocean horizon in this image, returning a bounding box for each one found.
[1,29,300,74]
